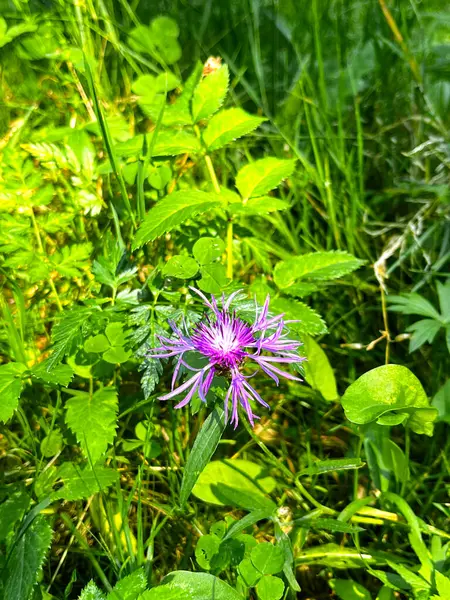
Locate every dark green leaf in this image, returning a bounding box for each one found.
[179,405,226,508]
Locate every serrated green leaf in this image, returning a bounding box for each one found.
[65,387,118,462]
[274,251,365,288]
[342,365,437,436]
[203,108,266,151]
[179,405,226,508]
[270,298,327,336]
[79,581,106,600]
[0,362,27,422]
[302,335,338,401]
[193,237,225,265]
[31,361,74,387]
[133,191,220,249]
[0,489,30,541]
[47,307,96,370]
[50,243,92,278]
[192,64,229,122]
[198,263,230,294]
[55,463,119,501]
[1,515,52,600]
[163,255,199,279]
[229,196,290,216]
[107,568,147,599]
[236,157,296,199]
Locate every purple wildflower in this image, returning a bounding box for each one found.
[149,288,305,427]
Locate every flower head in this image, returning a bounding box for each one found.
[149,288,305,427]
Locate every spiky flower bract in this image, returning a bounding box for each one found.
[150,288,305,427]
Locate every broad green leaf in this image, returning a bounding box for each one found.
[330,579,371,600]
[406,319,442,352]
[251,542,284,575]
[236,157,296,199]
[437,279,450,321]
[0,489,30,541]
[84,334,110,353]
[302,335,338,401]
[283,283,319,298]
[299,457,363,477]
[107,568,147,600]
[1,515,52,600]
[274,251,365,288]
[432,379,450,423]
[203,108,266,151]
[163,256,199,279]
[47,307,96,369]
[65,387,118,462]
[192,64,229,122]
[193,237,225,265]
[192,459,276,507]
[238,558,261,587]
[179,405,226,508]
[198,263,230,294]
[79,581,106,600]
[256,575,285,600]
[133,191,220,249]
[212,484,277,512]
[54,463,119,501]
[341,365,437,436]
[270,298,327,336]
[387,293,441,320]
[229,196,290,216]
[0,362,27,422]
[143,571,241,600]
[31,361,74,387]
[40,430,63,457]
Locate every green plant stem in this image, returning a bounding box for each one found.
[30,208,63,312]
[203,152,234,279]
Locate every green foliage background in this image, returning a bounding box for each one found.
[0,0,449,599]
